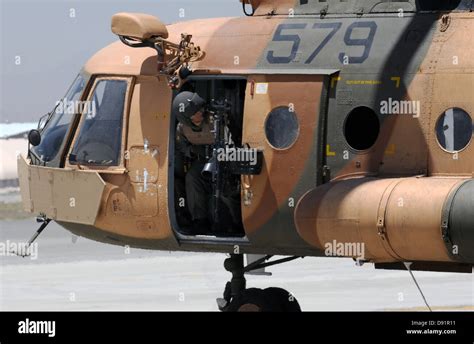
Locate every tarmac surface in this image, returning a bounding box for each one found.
[1,219,473,311]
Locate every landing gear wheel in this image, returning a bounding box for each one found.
[218,254,303,312]
[262,287,301,312]
[226,288,266,312]
[226,287,301,312]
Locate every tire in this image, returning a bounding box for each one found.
[263,287,301,312]
[226,287,301,312]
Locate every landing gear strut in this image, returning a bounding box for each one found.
[10,215,51,257]
[217,254,303,312]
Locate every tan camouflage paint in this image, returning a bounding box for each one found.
[18,3,474,265]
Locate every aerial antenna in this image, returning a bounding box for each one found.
[403,262,432,312]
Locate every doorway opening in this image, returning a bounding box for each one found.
[170,75,251,239]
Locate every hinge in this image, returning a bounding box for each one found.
[377,217,386,240]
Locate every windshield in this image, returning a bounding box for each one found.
[32,75,86,162]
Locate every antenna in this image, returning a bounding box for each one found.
[403,262,432,312]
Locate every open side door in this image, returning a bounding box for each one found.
[240,71,337,248]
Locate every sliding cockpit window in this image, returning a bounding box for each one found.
[69,79,128,166]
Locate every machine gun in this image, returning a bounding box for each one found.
[202,99,231,228]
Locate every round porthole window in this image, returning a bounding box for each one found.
[264,106,299,149]
[344,106,380,151]
[436,108,473,153]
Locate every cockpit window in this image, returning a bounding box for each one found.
[69,79,128,166]
[32,75,86,162]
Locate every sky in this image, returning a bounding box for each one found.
[0,0,243,123]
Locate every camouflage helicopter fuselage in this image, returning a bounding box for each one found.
[18,0,474,272]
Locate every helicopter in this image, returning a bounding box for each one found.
[17,0,474,311]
